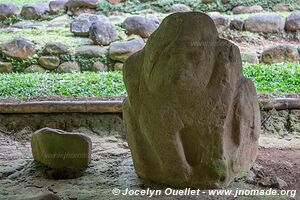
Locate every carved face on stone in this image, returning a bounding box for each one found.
[143,13,219,93]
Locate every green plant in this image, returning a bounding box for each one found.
[3,56,39,72]
[0,62,299,100]
[0,72,126,99]
[0,15,19,26]
[243,62,300,93]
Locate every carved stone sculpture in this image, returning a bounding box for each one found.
[123,12,261,188]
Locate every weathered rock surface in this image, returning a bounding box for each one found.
[48,14,72,27]
[123,15,159,38]
[21,3,50,20]
[244,13,285,33]
[232,5,263,14]
[39,56,60,70]
[261,45,299,64]
[66,0,99,15]
[169,4,191,13]
[286,11,300,32]
[1,38,36,59]
[0,3,19,20]
[230,18,244,31]
[75,45,108,57]
[57,62,81,73]
[0,62,13,73]
[109,37,145,62]
[31,128,92,179]
[66,0,99,9]
[70,13,108,36]
[24,65,46,73]
[242,51,259,64]
[89,20,117,45]
[43,42,69,55]
[272,3,289,12]
[10,21,42,29]
[211,15,231,33]
[123,12,260,188]
[113,62,123,71]
[49,0,67,14]
[91,61,107,72]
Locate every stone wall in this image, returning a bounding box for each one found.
[0,113,124,136]
[0,111,299,136]
[1,1,300,73]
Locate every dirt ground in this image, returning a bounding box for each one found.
[0,130,299,200]
[256,148,300,193]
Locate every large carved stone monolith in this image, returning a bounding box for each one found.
[123,12,260,188]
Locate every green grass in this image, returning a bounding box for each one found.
[244,62,300,93]
[0,62,299,100]
[0,72,126,99]
[0,27,91,52]
[0,0,47,6]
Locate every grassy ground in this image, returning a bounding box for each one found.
[244,62,300,93]
[0,27,91,51]
[0,72,125,99]
[0,62,299,99]
[0,0,47,6]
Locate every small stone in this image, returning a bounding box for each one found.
[39,56,60,70]
[109,37,145,62]
[75,45,108,57]
[66,0,98,9]
[286,11,300,32]
[244,13,285,33]
[0,3,19,20]
[169,4,191,13]
[261,45,299,64]
[49,0,67,14]
[24,65,46,73]
[10,21,42,29]
[113,62,123,71]
[231,18,244,31]
[89,20,117,45]
[259,176,288,189]
[43,42,69,55]
[31,128,92,179]
[70,13,109,37]
[245,170,256,184]
[57,62,81,73]
[21,3,50,20]
[66,0,99,16]
[210,15,231,33]
[0,62,13,73]
[272,3,290,12]
[276,177,288,189]
[202,0,215,3]
[123,15,159,38]
[242,51,259,64]
[1,38,36,59]
[48,14,71,27]
[91,62,107,72]
[232,5,263,14]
